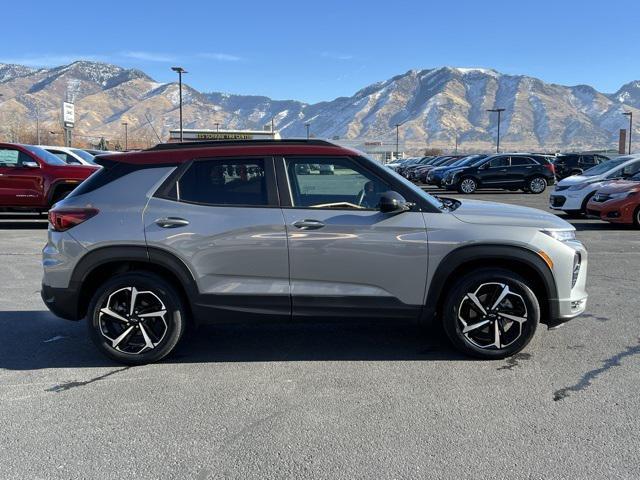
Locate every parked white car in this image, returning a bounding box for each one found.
[38,145,97,166]
[550,155,640,215]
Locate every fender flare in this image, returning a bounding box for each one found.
[70,245,200,303]
[424,244,559,323]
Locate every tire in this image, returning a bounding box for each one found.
[87,272,186,365]
[563,210,584,219]
[634,206,640,229]
[457,177,477,194]
[527,176,547,194]
[442,268,540,359]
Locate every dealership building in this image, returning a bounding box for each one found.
[168,128,281,143]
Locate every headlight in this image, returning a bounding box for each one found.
[608,191,636,199]
[568,182,598,191]
[541,229,576,242]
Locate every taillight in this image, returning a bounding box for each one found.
[545,163,556,175]
[48,208,99,232]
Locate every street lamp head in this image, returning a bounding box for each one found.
[623,112,632,117]
[171,66,187,74]
[487,108,505,113]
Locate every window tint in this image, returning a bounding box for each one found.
[511,157,535,166]
[0,148,34,167]
[622,161,640,177]
[580,155,596,165]
[176,159,268,206]
[286,157,391,209]
[488,157,510,168]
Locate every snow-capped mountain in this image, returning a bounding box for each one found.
[0,61,638,151]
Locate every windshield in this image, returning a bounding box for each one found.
[71,148,96,164]
[22,145,68,166]
[582,157,629,176]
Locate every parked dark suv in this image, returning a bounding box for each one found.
[553,154,609,179]
[0,143,98,212]
[42,140,587,364]
[441,154,556,194]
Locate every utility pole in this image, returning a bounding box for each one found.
[171,66,187,142]
[122,122,128,151]
[35,104,41,144]
[487,108,505,153]
[395,122,405,160]
[623,111,633,154]
[305,122,311,139]
[454,134,459,154]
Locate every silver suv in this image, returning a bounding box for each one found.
[41,140,588,364]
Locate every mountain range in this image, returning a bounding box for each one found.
[0,60,639,152]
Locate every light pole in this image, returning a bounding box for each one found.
[487,108,505,153]
[623,111,633,154]
[214,122,220,132]
[122,122,128,151]
[305,122,311,139]
[171,66,187,142]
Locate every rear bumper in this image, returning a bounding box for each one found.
[41,282,83,321]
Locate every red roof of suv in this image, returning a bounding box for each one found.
[98,140,361,165]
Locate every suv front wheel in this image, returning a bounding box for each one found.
[442,268,540,359]
[458,177,478,194]
[87,272,186,365]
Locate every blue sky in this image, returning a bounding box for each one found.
[2,0,639,103]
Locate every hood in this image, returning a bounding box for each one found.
[557,174,597,186]
[451,199,572,229]
[50,164,99,178]
[595,180,640,194]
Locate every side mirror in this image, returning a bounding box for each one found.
[21,161,39,168]
[378,191,412,214]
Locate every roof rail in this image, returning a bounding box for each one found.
[146,138,336,151]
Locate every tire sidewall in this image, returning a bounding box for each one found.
[87,272,185,365]
[442,269,540,359]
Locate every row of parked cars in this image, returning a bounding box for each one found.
[0,142,117,213]
[389,152,640,228]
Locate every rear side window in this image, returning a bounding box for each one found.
[511,157,535,166]
[176,159,268,206]
[488,157,510,168]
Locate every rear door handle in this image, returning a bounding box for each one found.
[292,219,325,230]
[155,217,190,228]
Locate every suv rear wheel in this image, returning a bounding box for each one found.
[458,177,477,194]
[87,272,186,365]
[442,268,540,359]
[527,176,547,194]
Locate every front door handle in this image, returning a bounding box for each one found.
[292,219,325,230]
[155,217,190,228]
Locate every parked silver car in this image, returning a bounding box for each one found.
[41,140,588,364]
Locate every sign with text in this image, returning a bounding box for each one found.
[62,102,75,128]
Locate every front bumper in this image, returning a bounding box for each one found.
[549,191,585,211]
[546,239,588,327]
[586,198,637,224]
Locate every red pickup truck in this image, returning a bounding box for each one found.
[0,143,98,212]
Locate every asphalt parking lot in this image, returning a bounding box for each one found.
[1,189,639,480]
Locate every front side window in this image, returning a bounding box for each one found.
[175,159,268,206]
[286,157,391,210]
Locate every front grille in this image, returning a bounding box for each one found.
[550,196,566,207]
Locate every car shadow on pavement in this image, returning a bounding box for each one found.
[0,311,466,370]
